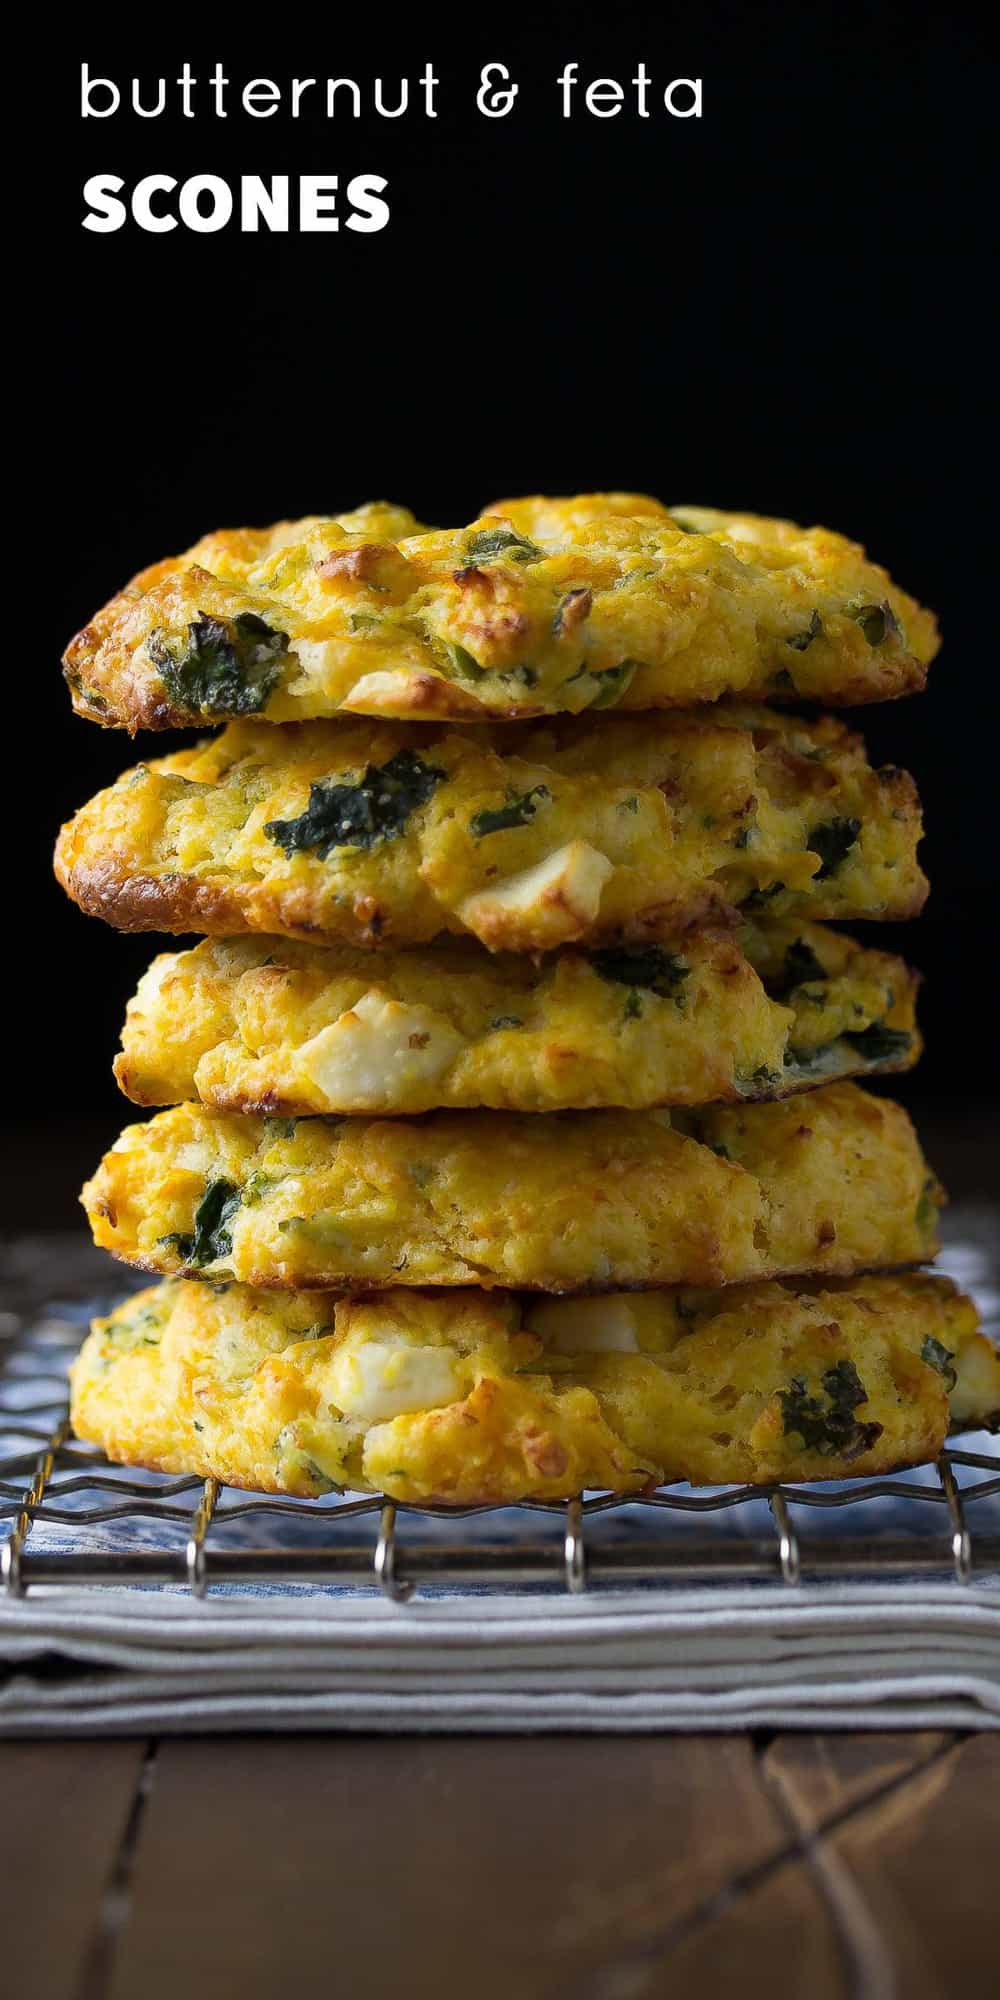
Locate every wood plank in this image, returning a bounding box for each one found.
[817,1735,999,1995]
[658,1855,848,2000]
[762,1730,955,1833]
[109,1735,791,2000]
[0,1740,148,2000]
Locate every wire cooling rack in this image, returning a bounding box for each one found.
[2,1273,997,1602]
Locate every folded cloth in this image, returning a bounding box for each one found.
[1,1580,998,1734]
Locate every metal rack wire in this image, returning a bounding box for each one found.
[2,1297,997,1602]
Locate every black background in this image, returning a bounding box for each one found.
[17,9,998,1221]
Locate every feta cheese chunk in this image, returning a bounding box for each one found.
[327,1334,462,1423]
[459,841,613,949]
[525,1296,641,1354]
[342,667,485,717]
[296,990,465,1109]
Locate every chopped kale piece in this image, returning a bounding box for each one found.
[265,750,446,857]
[778,938,828,992]
[160,1178,242,1269]
[590,945,689,1001]
[921,1336,958,1391]
[809,817,861,879]
[470,785,551,838]
[852,600,902,647]
[787,610,822,652]
[465,526,542,565]
[842,1023,913,1064]
[778,1359,884,1459]
[148,611,288,716]
[348,612,381,633]
[623,990,643,1020]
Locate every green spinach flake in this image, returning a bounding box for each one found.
[852,600,901,647]
[778,1359,884,1459]
[779,938,828,992]
[809,817,861,879]
[464,526,542,565]
[470,785,551,838]
[623,990,643,1021]
[921,1336,957,1390]
[787,610,822,653]
[742,881,786,911]
[587,661,638,708]
[738,1064,781,1088]
[490,1015,524,1030]
[443,641,487,683]
[843,1023,912,1064]
[160,1178,242,1269]
[265,749,446,857]
[590,945,689,1001]
[148,611,288,716]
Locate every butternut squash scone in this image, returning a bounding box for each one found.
[70,1273,997,1501]
[81,1084,941,1293]
[114,920,920,1115]
[63,494,937,729]
[54,708,926,953]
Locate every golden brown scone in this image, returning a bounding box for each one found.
[63,494,938,729]
[80,1084,942,1293]
[70,1273,997,1502]
[54,708,926,953]
[115,920,921,1115]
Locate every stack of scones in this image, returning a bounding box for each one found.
[59,494,999,1502]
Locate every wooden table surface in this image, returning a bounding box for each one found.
[2,1729,996,1998]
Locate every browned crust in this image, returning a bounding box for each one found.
[63,541,938,731]
[115,1038,922,1117]
[53,837,931,947]
[64,658,932,732]
[53,849,402,947]
[65,675,202,735]
[73,1419,989,1503]
[93,1247,934,1296]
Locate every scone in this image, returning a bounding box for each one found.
[54,707,926,952]
[70,1272,997,1501]
[114,921,921,1115]
[81,1083,942,1292]
[64,494,937,727]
